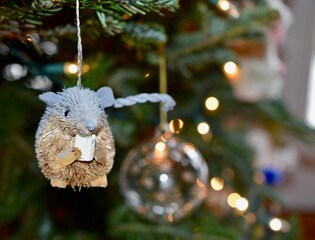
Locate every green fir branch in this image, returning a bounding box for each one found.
[33,0,179,16]
[122,22,167,47]
[167,7,278,61]
[111,222,234,240]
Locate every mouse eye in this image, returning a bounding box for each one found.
[64,109,70,117]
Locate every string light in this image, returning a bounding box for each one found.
[205,96,219,111]
[235,197,249,212]
[217,0,231,11]
[210,177,224,191]
[197,122,210,135]
[155,141,166,152]
[227,192,241,208]
[223,61,240,82]
[64,63,90,75]
[269,218,282,231]
[65,63,78,74]
[269,218,291,233]
[216,0,240,18]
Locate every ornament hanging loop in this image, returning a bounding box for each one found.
[76,0,83,89]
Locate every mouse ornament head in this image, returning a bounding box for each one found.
[35,86,116,189]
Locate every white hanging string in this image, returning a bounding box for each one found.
[114,93,175,112]
[74,0,175,112]
[76,0,83,88]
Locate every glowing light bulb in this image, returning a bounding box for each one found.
[269,218,282,231]
[160,173,168,182]
[227,192,241,208]
[210,177,224,191]
[169,119,184,134]
[67,63,78,74]
[217,0,231,11]
[235,197,249,211]
[223,61,237,74]
[223,61,240,82]
[155,141,166,152]
[197,122,210,135]
[205,96,219,111]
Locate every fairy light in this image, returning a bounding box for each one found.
[216,0,239,18]
[205,96,219,111]
[67,63,78,74]
[223,61,237,74]
[155,141,166,152]
[217,0,231,12]
[223,61,240,82]
[235,197,249,212]
[269,218,282,231]
[64,63,90,75]
[227,192,241,208]
[197,122,210,135]
[210,177,224,191]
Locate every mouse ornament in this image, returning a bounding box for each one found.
[35,86,116,189]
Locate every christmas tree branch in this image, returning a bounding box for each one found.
[167,7,278,61]
[111,223,232,240]
[33,0,179,16]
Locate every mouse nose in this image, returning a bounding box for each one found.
[87,121,97,132]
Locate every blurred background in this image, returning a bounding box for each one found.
[1,0,315,239]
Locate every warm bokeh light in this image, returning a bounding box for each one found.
[197,122,210,135]
[244,213,256,224]
[223,61,237,74]
[235,197,249,211]
[123,13,131,20]
[227,192,241,208]
[82,64,90,73]
[144,72,150,78]
[217,0,231,11]
[155,141,166,152]
[229,6,240,18]
[67,63,78,74]
[269,218,282,231]
[210,177,224,191]
[64,63,90,74]
[169,119,184,134]
[223,61,240,82]
[253,171,265,184]
[205,96,219,111]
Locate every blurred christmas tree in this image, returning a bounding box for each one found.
[0,0,312,239]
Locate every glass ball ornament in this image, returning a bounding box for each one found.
[119,131,209,223]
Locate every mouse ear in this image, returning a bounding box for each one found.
[39,92,60,107]
[97,87,115,109]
